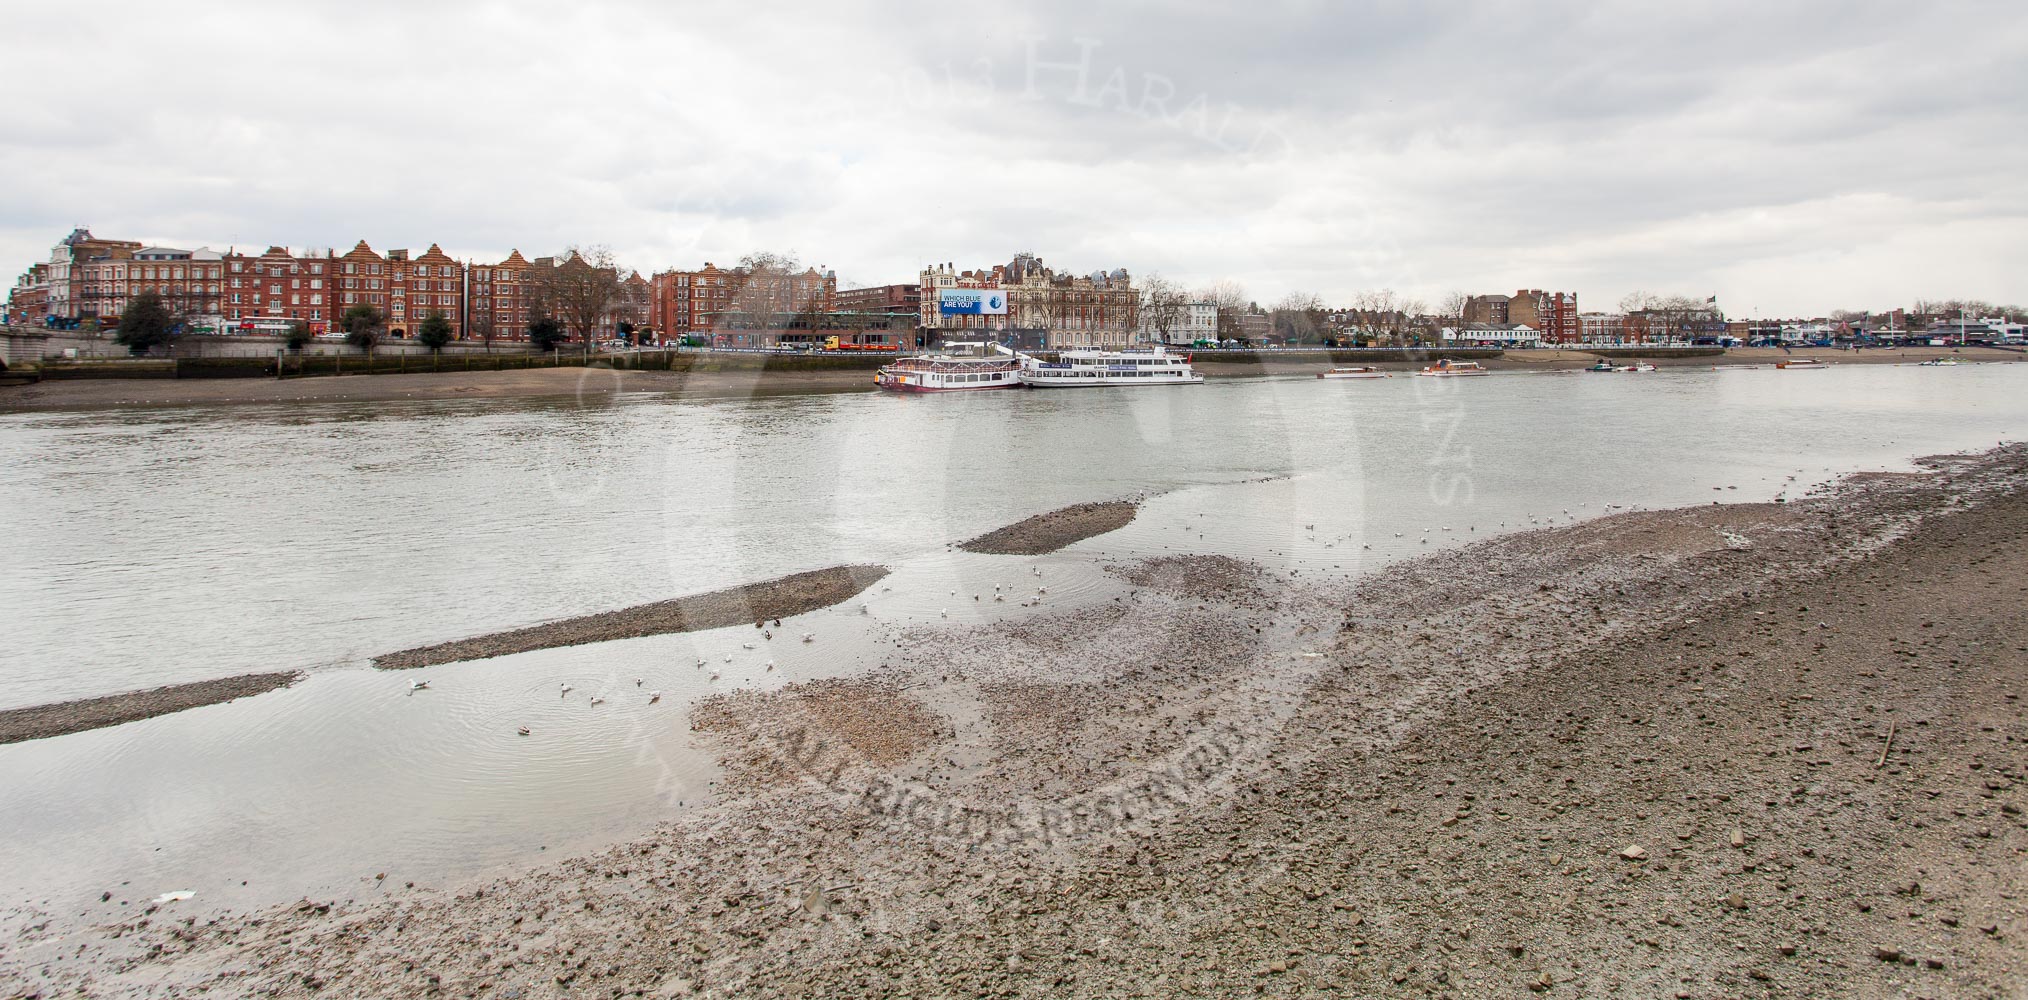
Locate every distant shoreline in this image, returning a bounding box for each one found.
[0,345,2018,412]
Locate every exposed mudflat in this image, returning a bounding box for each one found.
[373,565,889,670]
[0,672,301,745]
[7,448,2027,999]
[958,500,1139,555]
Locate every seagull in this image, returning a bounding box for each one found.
[763,630,773,640]
[408,680,429,692]
[634,678,642,687]
[648,691,662,704]
[801,632,814,643]
[741,642,756,650]
[590,696,605,706]
[765,661,775,672]
[696,657,707,667]
[560,683,572,696]
[709,670,721,681]
[724,654,733,663]
[860,603,870,614]
[517,726,531,736]
[940,609,949,618]
[772,618,782,627]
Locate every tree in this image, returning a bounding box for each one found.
[417,310,453,353]
[1140,273,1187,343]
[1270,291,1325,346]
[1437,291,1469,330]
[114,290,177,354]
[282,320,312,352]
[1201,280,1248,341]
[528,314,567,352]
[528,246,624,351]
[469,298,496,353]
[341,303,385,355]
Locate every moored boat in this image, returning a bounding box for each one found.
[1586,360,1657,372]
[1414,358,1491,377]
[1775,358,1828,370]
[875,343,1022,392]
[1018,345,1204,387]
[1918,357,1964,367]
[1318,366,1389,379]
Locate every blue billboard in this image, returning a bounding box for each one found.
[939,289,1007,316]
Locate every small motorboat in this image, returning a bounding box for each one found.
[1775,358,1828,370]
[1415,359,1491,377]
[1586,360,1657,372]
[1918,357,1964,367]
[1318,366,1389,379]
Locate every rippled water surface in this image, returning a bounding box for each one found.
[2,363,2024,913]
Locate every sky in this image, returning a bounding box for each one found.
[2,1,2023,317]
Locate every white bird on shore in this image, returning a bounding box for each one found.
[940,609,949,618]
[724,654,733,663]
[560,683,572,696]
[590,696,605,706]
[765,661,775,672]
[860,603,869,614]
[517,726,530,736]
[709,670,720,681]
[634,678,642,687]
[763,630,773,640]
[649,691,662,704]
[802,632,813,642]
[741,642,756,650]
[408,680,429,692]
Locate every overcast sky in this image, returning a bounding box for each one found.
[3,1,2022,316]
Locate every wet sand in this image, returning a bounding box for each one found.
[374,565,890,670]
[0,672,300,745]
[0,366,877,412]
[7,449,2027,998]
[957,500,1139,554]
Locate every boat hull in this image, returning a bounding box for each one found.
[1019,375,1205,387]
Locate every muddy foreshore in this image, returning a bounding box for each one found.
[5,448,2026,998]
[957,499,1140,555]
[374,565,890,670]
[0,672,301,746]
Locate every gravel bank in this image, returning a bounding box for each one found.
[373,565,889,670]
[0,672,301,745]
[958,500,1139,554]
[9,447,2026,998]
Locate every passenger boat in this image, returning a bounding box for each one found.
[1774,358,1828,370]
[1317,366,1389,379]
[1918,357,1964,367]
[1586,360,1657,372]
[875,343,1022,392]
[1414,359,1491,377]
[1018,345,1204,387]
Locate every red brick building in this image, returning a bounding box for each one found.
[649,262,835,336]
[467,250,533,342]
[223,246,338,334]
[333,241,392,329]
[386,244,464,338]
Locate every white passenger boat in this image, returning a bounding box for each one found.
[1018,345,1204,387]
[1586,360,1657,372]
[1318,366,1390,379]
[1414,359,1491,377]
[1918,357,1965,367]
[875,343,1022,392]
[1775,358,1828,370]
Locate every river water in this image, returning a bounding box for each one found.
[2,363,2024,916]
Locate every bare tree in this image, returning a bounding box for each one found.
[1437,291,1469,328]
[1201,280,1248,341]
[1140,273,1187,343]
[528,246,624,351]
[1270,291,1324,346]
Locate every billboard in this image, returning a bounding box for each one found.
[938,288,1008,316]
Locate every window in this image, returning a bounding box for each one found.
[309,279,322,290]
[312,294,322,305]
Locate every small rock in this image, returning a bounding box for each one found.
[1873,946,1901,963]
[1726,893,1747,910]
[1729,828,1746,848]
[1620,845,1647,861]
